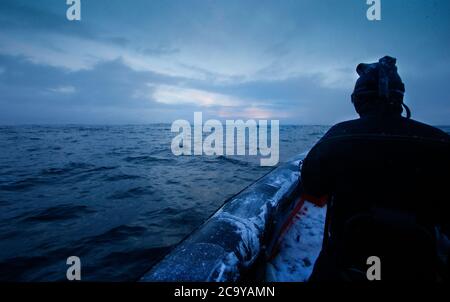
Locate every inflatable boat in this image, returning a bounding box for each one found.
[140,153,326,282]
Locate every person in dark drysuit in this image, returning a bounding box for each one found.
[300,56,450,281]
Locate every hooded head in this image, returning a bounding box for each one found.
[351,56,410,118]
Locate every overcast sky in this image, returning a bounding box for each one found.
[0,0,449,125]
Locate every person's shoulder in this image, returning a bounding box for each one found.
[321,118,361,139]
[325,117,450,141]
[303,120,358,163]
[306,119,359,155]
[402,118,450,141]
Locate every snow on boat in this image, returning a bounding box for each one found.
[266,201,326,281]
[140,153,326,282]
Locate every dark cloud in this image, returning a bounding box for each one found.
[0,55,184,124]
[0,0,95,40]
[0,0,136,50]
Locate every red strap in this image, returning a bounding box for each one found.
[268,193,329,261]
[302,193,328,207]
[268,196,305,261]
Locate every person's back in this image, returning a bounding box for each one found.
[300,56,450,281]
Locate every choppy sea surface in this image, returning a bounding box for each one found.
[0,124,332,281]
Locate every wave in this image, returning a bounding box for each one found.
[109,186,154,200]
[215,155,252,166]
[40,162,95,176]
[104,173,142,182]
[20,204,95,222]
[0,255,50,281]
[0,177,48,191]
[94,246,172,281]
[123,155,174,164]
[83,225,147,245]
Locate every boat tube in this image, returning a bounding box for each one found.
[140,153,308,282]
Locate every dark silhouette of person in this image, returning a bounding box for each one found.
[300,56,450,281]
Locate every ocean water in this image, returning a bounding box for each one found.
[0,124,329,281]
